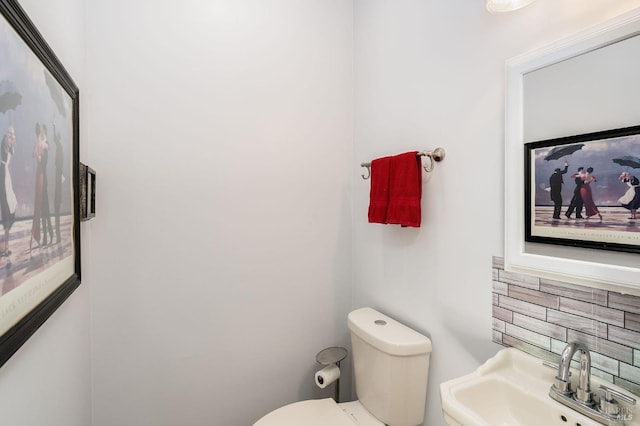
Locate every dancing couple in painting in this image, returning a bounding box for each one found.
[561,165,602,221]
[548,160,602,221]
[30,122,56,251]
[0,121,65,258]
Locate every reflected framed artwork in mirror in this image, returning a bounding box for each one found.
[525,125,640,254]
[0,0,81,368]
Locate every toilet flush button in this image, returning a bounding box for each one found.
[374,320,387,326]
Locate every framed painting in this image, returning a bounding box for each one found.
[525,125,640,254]
[0,0,80,367]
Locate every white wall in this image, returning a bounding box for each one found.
[86,1,354,425]
[352,1,640,425]
[0,0,92,425]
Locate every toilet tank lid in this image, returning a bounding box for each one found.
[348,307,432,356]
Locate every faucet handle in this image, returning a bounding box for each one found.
[600,385,637,405]
[599,385,636,417]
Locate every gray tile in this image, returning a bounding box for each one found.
[502,334,557,363]
[505,323,551,350]
[492,256,504,270]
[609,326,640,351]
[551,339,568,356]
[626,312,640,333]
[492,330,503,345]
[493,280,508,296]
[498,295,547,321]
[564,330,599,349]
[548,309,607,338]
[498,269,539,290]
[493,305,513,323]
[559,298,624,327]
[493,318,506,333]
[591,367,614,383]
[620,363,640,385]
[493,293,499,306]
[493,268,499,281]
[590,351,620,376]
[540,279,608,306]
[513,312,566,341]
[635,349,640,368]
[609,292,640,315]
[566,330,633,364]
[502,333,520,349]
[509,285,559,309]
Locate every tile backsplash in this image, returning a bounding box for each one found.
[492,256,640,395]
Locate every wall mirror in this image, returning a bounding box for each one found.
[505,8,640,291]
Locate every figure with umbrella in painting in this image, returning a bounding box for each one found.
[613,156,640,221]
[30,123,54,249]
[618,171,639,220]
[0,79,21,257]
[549,161,568,219]
[0,125,17,256]
[544,144,584,219]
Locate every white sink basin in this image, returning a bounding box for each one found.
[440,347,639,426]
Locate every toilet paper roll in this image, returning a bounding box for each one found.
[315,364,340,389]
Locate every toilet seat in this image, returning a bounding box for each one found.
[254,398,354,426]
[253,398,384,426]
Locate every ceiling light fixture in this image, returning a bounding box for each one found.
[486,0,537,13]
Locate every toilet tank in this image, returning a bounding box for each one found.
[348,307,432,426]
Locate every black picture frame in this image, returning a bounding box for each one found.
[0,0,80,368]
[525,125,640,254]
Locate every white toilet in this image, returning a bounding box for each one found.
[254,307,432,426]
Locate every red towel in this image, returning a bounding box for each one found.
[367,156,392,224]
[387,151,422,227]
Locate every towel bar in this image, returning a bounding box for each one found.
[360,147,446,180]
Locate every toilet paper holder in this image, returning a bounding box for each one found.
[316,346,348,403]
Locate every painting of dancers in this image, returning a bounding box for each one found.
[0,0,80,368]
[525,125,640,254]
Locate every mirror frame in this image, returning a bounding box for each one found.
[504,8,640,291]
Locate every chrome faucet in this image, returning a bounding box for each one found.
[549,342,636,426]
[553,342,593,405]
